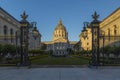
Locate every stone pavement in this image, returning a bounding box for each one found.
[0,67,120,80]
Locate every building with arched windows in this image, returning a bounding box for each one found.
[0,7,41,50]
[99,7,120,47]
[80,7,120,50]
[0,7,20,44]
[43,19,77,56]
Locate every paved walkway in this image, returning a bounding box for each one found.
[0,67,120,80]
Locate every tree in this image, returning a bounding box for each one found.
[112,46,120,63]
[49,50,53,56]
[104,46,111,59]
[2,44,16,57]
[67,48,73,54]
[79,50,88,56]
[41,44,47,50]
[87,50,92,56]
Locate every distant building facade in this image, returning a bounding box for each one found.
[28,26,41,50]
[0,7,41,50]
[80,27,92,50]
[43,19,77,56]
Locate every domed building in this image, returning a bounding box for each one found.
[52,19,69,56]
[43,19,77,56]
[52,19,68,42]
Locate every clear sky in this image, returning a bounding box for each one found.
[0,0,120,41]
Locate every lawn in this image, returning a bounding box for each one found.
[31,55,90,65]
[0,54,90,66]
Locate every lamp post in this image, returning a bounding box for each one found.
[81,22,88,53]
[90,12,100,67]
[32,22,39,40]
[81,22,88,39]
[32,22,39,49]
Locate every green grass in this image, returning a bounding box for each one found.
[29,54,49,61]
[31,55,90,65]
[1,54,120,66]
[0,54,90,66]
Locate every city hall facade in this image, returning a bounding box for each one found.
[43,19,77,56]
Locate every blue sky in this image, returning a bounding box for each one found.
[0,0,120,41]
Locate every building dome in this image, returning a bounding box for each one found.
[52,19,68,42]
[55,19,67,31]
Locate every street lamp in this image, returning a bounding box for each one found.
[90,11,100,67]
[32,22,39,49]
[81,22,88,39]
[32,22,39,40]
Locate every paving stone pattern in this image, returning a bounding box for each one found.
[0,67,120,80]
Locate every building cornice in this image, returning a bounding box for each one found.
[0,7,19,23]
[101,7,120,23]
[100,7,120,28]
[0,7,20,28]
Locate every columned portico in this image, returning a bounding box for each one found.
[53,42,69,56]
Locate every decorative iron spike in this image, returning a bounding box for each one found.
[21,11,28,20]
[92,11,99,20]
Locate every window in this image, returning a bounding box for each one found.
[114,29,117,36]
[10,28,13,43]
[57,47,59,49]
[87,48,89,50]
[114,25,117,36]
[87,43,89,45]
[4,25,7,40]
[108,28,110,41]
[4,26,7,35]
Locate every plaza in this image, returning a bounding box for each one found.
[0,2,120,66]
[0,1,120,80]
[0,67,120,80]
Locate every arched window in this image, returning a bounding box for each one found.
[15,31,18,46]
[4,25,7,40]
[114,25,117,36]
[108,28,110,41]
[4,26,7,35]
[10,28,13,43]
